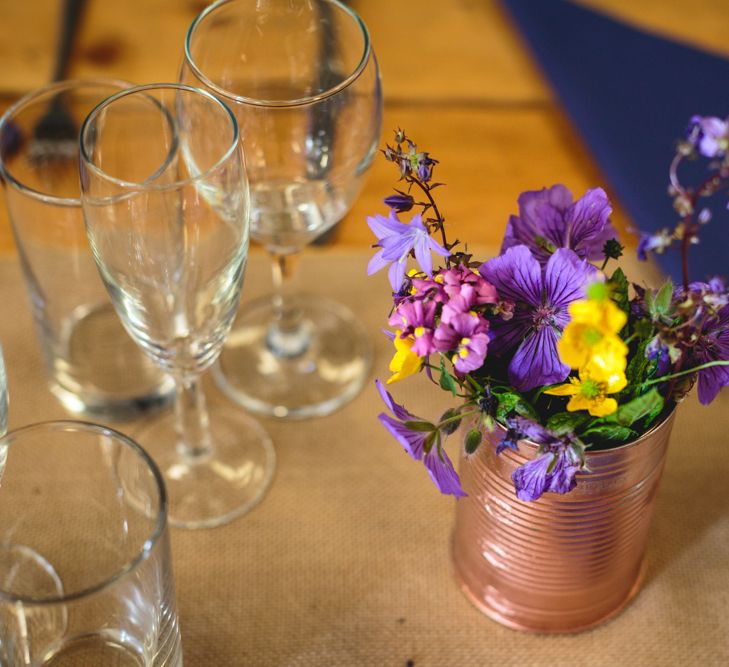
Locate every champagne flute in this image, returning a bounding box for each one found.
[181,0,383,419]
[80,83,275,529]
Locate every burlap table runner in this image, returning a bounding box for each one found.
[1,249,727,666]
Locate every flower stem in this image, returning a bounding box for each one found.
[643,359,729,387]
[409,176,449,255]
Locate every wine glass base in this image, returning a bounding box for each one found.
[214,295,372,419]
[134,410,275,530]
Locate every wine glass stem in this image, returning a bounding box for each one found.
[267,251,311,357]
[174,374,213,463]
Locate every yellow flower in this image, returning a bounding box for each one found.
[386,331,423,384]
[559,297,628,371]
[545,365,627,417]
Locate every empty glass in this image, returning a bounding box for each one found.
[182,0,383,419]
[0,343,6,437]
[0,344,6,479]
[80,84,275,529]
[0,80,174,420]
[0,421,182,665]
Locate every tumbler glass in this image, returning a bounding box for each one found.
[0,421,182,665]
[0,80,174,419]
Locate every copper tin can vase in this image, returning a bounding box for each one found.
[452,410,676,634]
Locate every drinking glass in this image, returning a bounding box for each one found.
[0,421,182,665]
[0,343,6,437]
[0,80,174,420]
[0,344,7,479]
[181,0,383,419]
[80,83,275,529]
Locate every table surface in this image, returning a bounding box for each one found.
[2,0,729,255]
[1,250,728,666]
[2,1,729,665]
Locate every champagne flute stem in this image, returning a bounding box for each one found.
[174,374,213,462]
[267,251,310,357]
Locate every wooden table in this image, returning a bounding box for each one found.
[1,0,728,256]
[2,4,729,664]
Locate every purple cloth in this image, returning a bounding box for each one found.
[502,0,729,282]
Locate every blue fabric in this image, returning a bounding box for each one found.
[502,0,729,281]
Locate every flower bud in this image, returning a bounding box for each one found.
[384,192,415,212]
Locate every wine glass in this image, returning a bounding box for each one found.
[181,0,383,419]
[79,83,275,529]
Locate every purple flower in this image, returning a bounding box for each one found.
[384,192,415,212]
[480,246,597,391]
[439,265,499,306]
[512,453,556,502]
[646,336,673,377]
[637,228,674,261]
[388,299,438,356]
[685,115,729,158]
[376,380,466,497]
[687,303,729,405]
[499,416,584,502]
[410,274,447,302]
[502,185,617,264]
[433,311,490,374]
[417,156,435,182]
[367,212,450,291]
[496,414,554,455]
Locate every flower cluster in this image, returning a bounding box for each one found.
[368,128,729,502]
[545,286,628,417]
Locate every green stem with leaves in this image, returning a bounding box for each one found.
[643,359,729,387]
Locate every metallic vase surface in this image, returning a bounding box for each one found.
[452,411,675,633]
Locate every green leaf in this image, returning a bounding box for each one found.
[582,424,637,443]
[438,408,461,435]
[649,279,673,319]
[493,390,538,422]
[403,420,436,432]
[546,412,590,435]
[643,394,665,427]
[624,338,653,397]
[613,388,664,427]
[464,428,483,455]
[610,267,630,315]
[439,358,459,397]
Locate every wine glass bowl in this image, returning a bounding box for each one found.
[182,0,383,419]
[80,84,275,529]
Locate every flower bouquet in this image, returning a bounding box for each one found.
[367,121,729,631]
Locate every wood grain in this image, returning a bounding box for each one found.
[1,0,727,255]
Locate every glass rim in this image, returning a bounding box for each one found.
[183,0,373,108]
[0,419,168,606]
[79,82,240,193]
[0,78,135,208]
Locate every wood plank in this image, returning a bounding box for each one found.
[2,0,728,100]
[0,102,637,255]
